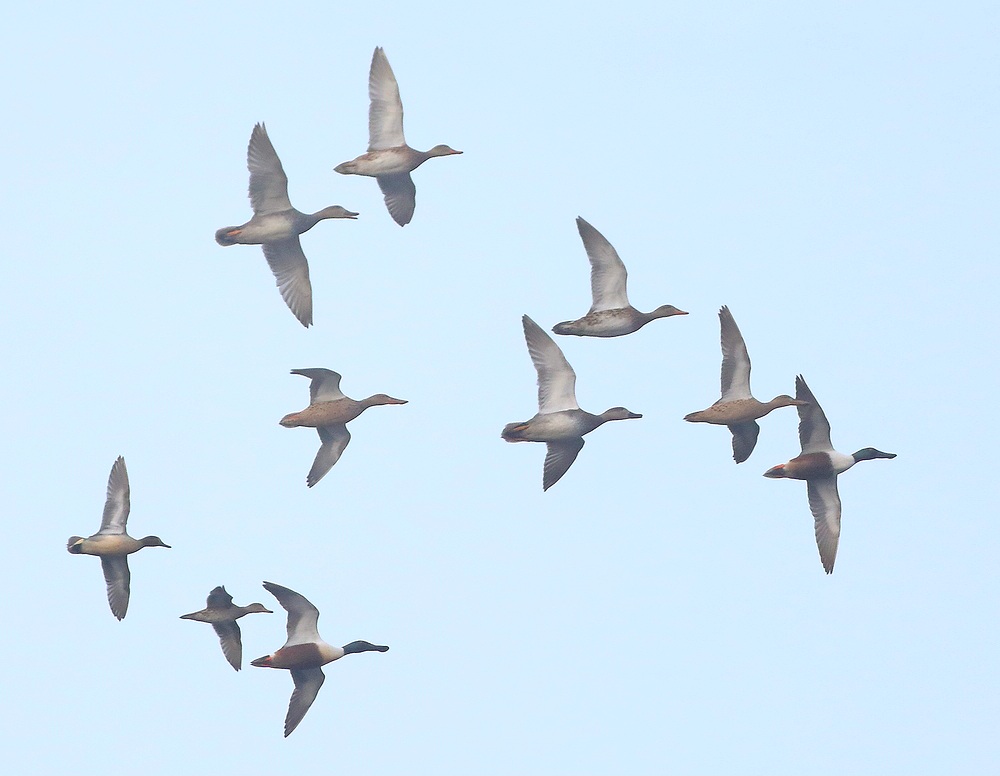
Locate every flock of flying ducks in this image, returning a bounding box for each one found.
[65,45,895,738]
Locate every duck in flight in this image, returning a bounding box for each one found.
[180,586,272,671]
[251,582,388,737]
[764,375,896,574]
[335,47,461,226]
[280,368,407,487]
[684,306,806,463]
[503,315,641,490]
[552,217,687,337]
[216,123,358,327]
[67,456,170,620]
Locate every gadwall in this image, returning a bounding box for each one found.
[552,217,687,337]
[684,306,806,463]
[280,368,407,487]
[502,315,642,490]
[216,123,358,327]
[251,582,388,737]
[67,456,170,620]
[180,586,273,671]
[764,375,896,574]
[334,47,461,226]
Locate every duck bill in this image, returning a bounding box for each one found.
[763,464,786,478]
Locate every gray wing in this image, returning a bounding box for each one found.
[795,375,834,454]
[212,621,243,671]
[807,476,842,574]
[262,582,322,645]
[99,456,130,535]
[285,668,326,737]
[101,556,130,620]
[728,421,760,464]
[543,438,585,491]
[261,239,313,328]
[368,47,405,151]
[522,315,579,413]
[206,585,233,608]
[307,425,351,488]
[290,369,345,403]
[247,123,292,215]
[719,306,753,402]
[376,173,416,226]
[576,217,629,312]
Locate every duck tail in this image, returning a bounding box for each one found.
[214,226,241,246]
[501,422,529,442]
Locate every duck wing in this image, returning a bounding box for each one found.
[98,456,130,535]
[522,315,579,413]
[807,475,842,574]
[368,47,405,151]
[728,421,760,464]
[247,123,292,215]
[262,238,313,328]
[101,555,130,620]
[263,582,322,646]
[285,667,326,737]
[577,217,629,312]
[795,375,834,454]
[212,620,243,671]
[543,438,585,491]
[206,585,234,608]
[718,306,752,402]
[307,425,351,488]
[290,369,346,403]
[376,173,416,226]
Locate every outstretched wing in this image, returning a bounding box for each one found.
[807,476,842,574]
[99,456,130,535]
[290,369,346,403]
[368,47,405,151]
[247,123,292,215]
[719,306,752,401]
[543,439,585,491]
[285,668,326,737]
[377,173,416,226]
[262,239,313,328]
[577,217,629,312]
[522,315,579,413]
[101,556,130,620]
[795,375,834,454]
[307,425,352,487]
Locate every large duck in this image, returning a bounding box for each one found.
[764,375,896,574]
[216,123,358,327]
[684,306,805,463]
[503,315,641,490]
[335,47,461,226]
[552,217,687,337]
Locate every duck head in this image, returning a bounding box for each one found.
[852,448,897,462]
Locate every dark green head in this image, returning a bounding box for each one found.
[852,448,897,462]
[342,640,390,655]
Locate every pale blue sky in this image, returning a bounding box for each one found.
[2,3,999,775]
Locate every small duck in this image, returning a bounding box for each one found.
[334,47,461,226]
[180,586,272,671]
[502,315,642,490]
[684,306,806,463]
[67,456,170,620]
[764,375,896,574]
[552,217,687,337]
[280,368,407,487]
[251,582,388,737]
[215,123,358,327]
